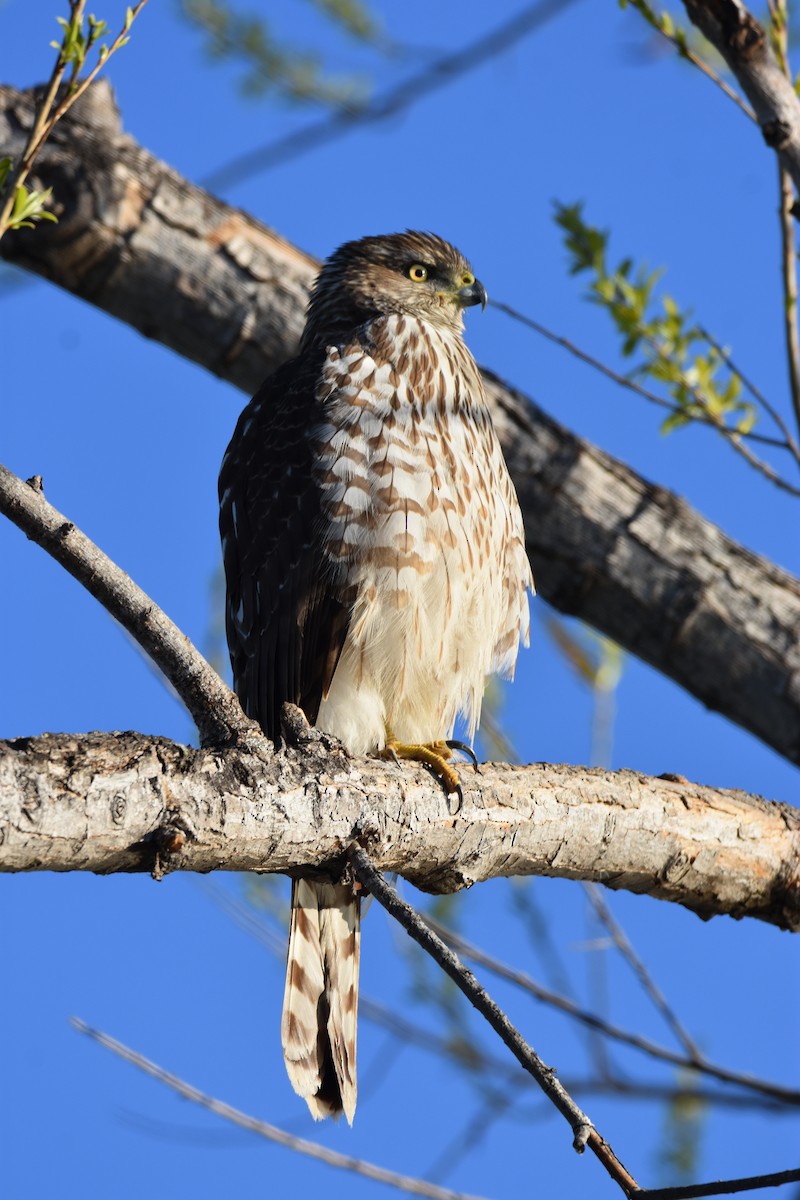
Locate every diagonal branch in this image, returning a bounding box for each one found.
[71,1019,486,1200]
[0,462,254,748]
[348,846,641,1195]
[425,917,800,1104]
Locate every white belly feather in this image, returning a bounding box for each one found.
[313,314,531,756]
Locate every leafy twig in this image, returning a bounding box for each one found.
[489,299,788,451]
[622,0,755,120]
[0,1,148,242]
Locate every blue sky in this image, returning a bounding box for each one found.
[1,2,798,1198]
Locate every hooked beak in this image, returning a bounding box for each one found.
[457,279,488,311]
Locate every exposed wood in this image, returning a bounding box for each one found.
[1,729,798,930]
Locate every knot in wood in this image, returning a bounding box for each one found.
[762,118,792,150]
[110,794,127,825]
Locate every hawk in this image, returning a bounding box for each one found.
[219,231,532,1124]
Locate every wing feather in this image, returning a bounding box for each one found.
[219,353,352,737]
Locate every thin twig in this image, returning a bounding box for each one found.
[492,298,800,495]
[778,251,800,436]
[635,1165,800,1199]
[423,916,800,1107]
[697,324,800,462]
[349,846,642,1198]
[772,0,800,439]
[490,300,788,450]
[0,463,252,747]
[197,882,796,1116]
[202,0,583,190]
[627,1,754,120]
[583,883,702,1060]
[71,1018,485,1200]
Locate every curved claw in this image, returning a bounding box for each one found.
[448,782,463,815]
[445,739,479,770]
[383,745,401,767]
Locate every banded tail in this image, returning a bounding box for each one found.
[281,879,361,1123]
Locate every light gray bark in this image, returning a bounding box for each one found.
[2,729,798,931]
[2,81,798,765]
[683,1,800,194]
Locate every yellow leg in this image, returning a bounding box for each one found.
[381,737,465,805]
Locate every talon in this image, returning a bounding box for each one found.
[445,739,479,770]
[448,783,463,815]
[381,738,465,805]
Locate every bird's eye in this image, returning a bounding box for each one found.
[407,263,428,282]
[461,271,475,286]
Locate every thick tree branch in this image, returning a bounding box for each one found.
[1,82,799,766]
[682,1,800,198]
[1,730,799,930]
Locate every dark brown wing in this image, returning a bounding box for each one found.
[219,352,352,740]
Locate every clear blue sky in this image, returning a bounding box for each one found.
[1,2,798,1198]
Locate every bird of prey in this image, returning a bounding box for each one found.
[219,231,532,1124]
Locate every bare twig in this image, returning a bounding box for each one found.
[198,882,797,1117]
[349,846,642,1197]
[424,917,800,1106]
[637,1165,800,1198]
[71,1018,486,1200]
[0,463,253,747]
[202,0,583,190]
[583,883,702,1060]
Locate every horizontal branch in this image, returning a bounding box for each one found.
[1,82,799,766]
[1,729,799,930]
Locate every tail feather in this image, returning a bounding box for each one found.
[281,879,360,1123]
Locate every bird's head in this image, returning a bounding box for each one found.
[304,231,487,343]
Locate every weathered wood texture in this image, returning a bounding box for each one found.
[2,81,800,766]
[2,731,799,930]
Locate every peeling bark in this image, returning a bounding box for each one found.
[1,731,798,930]
[2,81,799,765]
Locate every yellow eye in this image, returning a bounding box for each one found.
[407,263,428,282]
[461,271,475,286]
